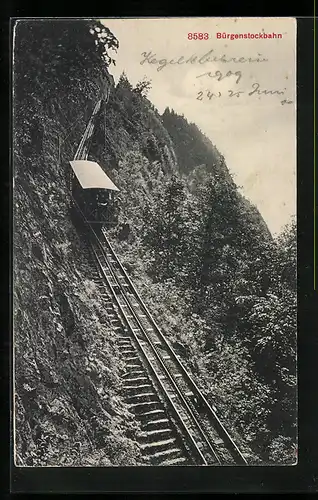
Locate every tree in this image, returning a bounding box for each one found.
[88,21,119,67]
[14,20,118,103]
[143,175,190,282]
[134,78,152,97]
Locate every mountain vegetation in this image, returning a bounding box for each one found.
[13,19,296,466]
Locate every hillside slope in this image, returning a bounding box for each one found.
[13,19,145,467]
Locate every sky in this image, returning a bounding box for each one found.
[101,17,296,236]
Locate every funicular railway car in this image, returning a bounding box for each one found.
[68,159,120,229]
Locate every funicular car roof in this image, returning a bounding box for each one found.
[69,160,119,191]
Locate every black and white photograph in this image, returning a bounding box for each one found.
[12,17,297,467]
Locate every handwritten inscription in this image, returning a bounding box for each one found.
[281,99,293,105]
[197,83,293,104]
[248,82,286,97]
[196,69,242,85]
[140,49,268,72]
[139,48,293,107]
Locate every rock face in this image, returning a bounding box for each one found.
[13,133,145,466]
[13,20,144,466]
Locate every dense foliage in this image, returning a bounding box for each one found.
[107,80,297,464]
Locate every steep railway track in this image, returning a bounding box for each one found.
[97,228,247,466]
[75,209,248,466]
[74,99,102,160]
[72,97,248,466]
[93,289,193,466]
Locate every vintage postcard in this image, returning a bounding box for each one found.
[12,17,296,467]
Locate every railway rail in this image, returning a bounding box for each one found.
[74,99,102,160]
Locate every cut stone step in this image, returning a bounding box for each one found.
[144,418,169,428]
[140,438,176,450]
[124,376,148,383]
[124,370,144,376]
[127,392,156,400]
[143,429,172,438]
[148,447,181,459]
[159,457,187,466]
[125,384,152,390]
[128,401,161,411]
[140,409,165,417]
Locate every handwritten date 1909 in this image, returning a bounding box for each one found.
[196,69,242,85]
